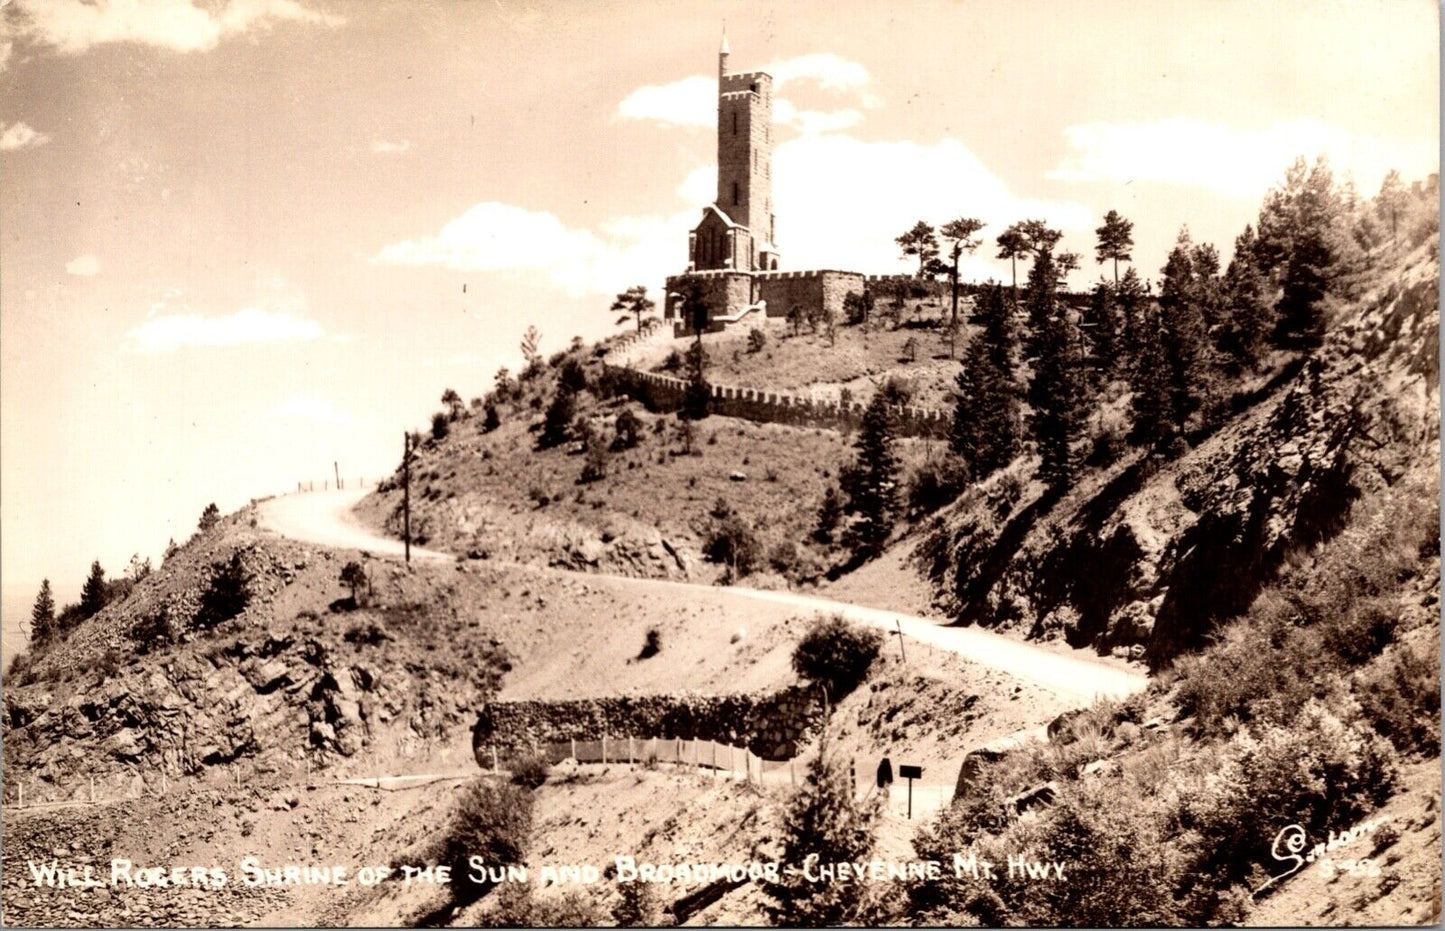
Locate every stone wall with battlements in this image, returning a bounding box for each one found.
[757,270,865,321]
[663,271,753,332]
[602,363,950,438]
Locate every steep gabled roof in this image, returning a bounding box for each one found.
[695,203,748,231]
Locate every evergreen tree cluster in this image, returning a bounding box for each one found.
[936,155,1382,505]
[950,282,1021,478]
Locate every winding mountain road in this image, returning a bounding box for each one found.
[257,489,1148,703]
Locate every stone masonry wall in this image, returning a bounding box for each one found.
[756,270,864,321]
[472,686,822,763]
[664,271,753,331]
[603,363,950,438]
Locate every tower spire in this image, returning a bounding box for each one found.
[719,22,730,77]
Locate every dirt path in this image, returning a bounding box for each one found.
[256,489,1147,703]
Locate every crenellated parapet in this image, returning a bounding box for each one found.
[602,362,950,438]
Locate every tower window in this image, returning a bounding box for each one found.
[732,111,737,135]
[733,181,739,205]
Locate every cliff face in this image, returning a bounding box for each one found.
[921,243,1440,666]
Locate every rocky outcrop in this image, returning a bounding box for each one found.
[472,687,824,762]
[2,526,502,801]
[379,492,699,580]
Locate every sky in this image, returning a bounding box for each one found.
[0,0,1438,624]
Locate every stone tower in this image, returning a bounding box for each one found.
[688,33,779,273]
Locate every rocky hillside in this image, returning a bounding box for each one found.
[918,238,1439,666]
[353,362,938,588]
[2,510,522,799]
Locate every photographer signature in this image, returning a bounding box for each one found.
[1254,816,1390,897]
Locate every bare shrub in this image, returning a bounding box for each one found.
[509,754,552,790]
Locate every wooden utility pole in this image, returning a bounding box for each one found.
[402,432,412,564]
[334,461,341,490]
[895,618,908,666]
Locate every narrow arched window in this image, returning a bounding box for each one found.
[732,111,737,135]
[733,181,739,205]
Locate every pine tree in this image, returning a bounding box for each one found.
[1022,224,1063,362]
[79,560,107,619]
[1275,157,1342,348]
[1032,319,1084,487]
[951,283,1020,478]
[1374,169,1407,247]
[440,388,464,420]
[681,343,711,421]
[1157,228,1214,437]
[813,485,843,544]
[197,502,221,533]
[1129,300,1171,448]
[1220,225,1273,371]
[610,285,655,333]
[1026,249,1085,490]
[1094,209,1135,286]
[1255,156,1348,349]
[1025,245,1060,414]
[30,579,56,644]
[1115,266,1147,368]
[1082,280,1119,381]
[896,221,939,278]
[842,393,900,557]
[1190,241,1227,336]
[761,752,877,926]
[939,217,985,357]
[995,223,1030,305]
[538,388,576,449]
[1254,156,1307,278]
[520,325,543,375]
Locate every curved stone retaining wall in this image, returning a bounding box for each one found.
[472,687,823,763]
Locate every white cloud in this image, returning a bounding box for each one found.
[7,0,343,57]
[271,395,361,427]
[771,99,863,135]
[65,254,100,276]
[1050,117,1437,199]
[376,133,1092,296]
[763,52,870,92]
[775,135,1092,277]
[124,306,325,352]
[370,138,411,155]
[617,74,715,129]
[374,201,691,298]
[0,121,50,151]
[616,53,876,136]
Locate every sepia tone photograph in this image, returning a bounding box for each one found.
[0,0,1439,926]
